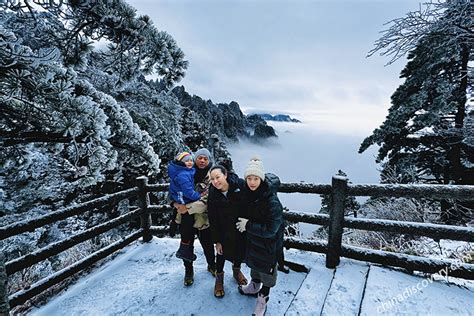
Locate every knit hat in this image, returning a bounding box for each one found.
[194,148,212,162]
[244,156,265,180]
[176,151,193,162]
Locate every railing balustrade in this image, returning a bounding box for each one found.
[1,175,473,311]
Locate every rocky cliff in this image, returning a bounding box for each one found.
[172,86,276,143]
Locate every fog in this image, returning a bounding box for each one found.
[227,122,381,236]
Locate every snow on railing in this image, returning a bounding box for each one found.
[280,176,474,280]
[2,175,474,312]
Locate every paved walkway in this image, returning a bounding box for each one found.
[30,237,474,315]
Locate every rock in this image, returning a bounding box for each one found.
[251,113,301,123]
[173,86,277,143]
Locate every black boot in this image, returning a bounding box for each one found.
[277,263,290,274]
[176,241,197,262]
[207,264,217,277]
[184,262,194,286]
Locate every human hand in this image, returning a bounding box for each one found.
[236,217,248,233]
[215,242,223,255]
[174,203,188,214]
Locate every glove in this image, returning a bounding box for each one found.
[236,217,248,233]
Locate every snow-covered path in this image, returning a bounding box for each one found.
[30,237,473,315]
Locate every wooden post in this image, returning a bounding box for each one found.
[137,176,152,242]
[326,175,348,268]
[0,252,10,315]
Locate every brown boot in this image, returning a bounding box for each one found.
[214,272,225,298]
[233,266,248,285]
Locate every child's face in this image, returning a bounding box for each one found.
[184,160,194,168]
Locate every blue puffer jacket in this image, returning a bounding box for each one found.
[168,160,201,204]
[241,173,284,274]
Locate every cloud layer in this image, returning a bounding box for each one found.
[130,0,420,135]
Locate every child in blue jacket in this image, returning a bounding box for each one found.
[168,151,207,262]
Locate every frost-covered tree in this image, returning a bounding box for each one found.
[359,0,473,222]
[319,170,360,217]
[0,0,189,215]
[179,106,207,151]
[119,80,184,164]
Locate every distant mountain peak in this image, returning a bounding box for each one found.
[250,113,301,123]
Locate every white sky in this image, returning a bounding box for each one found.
[127,0,422,135]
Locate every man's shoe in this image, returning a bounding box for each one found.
[214,272,225,298]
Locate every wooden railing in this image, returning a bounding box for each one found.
[1,177,167,309]
[281,176,474,280]
[1,175,473,311]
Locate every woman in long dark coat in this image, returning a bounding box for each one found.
[207,165,248,298]
[236,156,284,316]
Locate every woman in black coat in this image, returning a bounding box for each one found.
[207,165,248,298]
[236,157,284,316]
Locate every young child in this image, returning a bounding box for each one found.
[168,151,207,262]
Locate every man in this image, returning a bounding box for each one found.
[173,148,216,286]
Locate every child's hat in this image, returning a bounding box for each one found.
[176,151,193,162]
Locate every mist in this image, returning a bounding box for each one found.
[227,122,381,236]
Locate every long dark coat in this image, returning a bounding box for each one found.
[241,173,284,274]
[207,172,246,262]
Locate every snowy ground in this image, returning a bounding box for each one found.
[30,237,474,315]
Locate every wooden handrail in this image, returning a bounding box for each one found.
[283,211,330,226]
[0,187,139,240]
[343,217,474,242]
[6,208,141,275]
[278,183,332,194]
[8,230,143,308]
[3,175,474,313]
[283,210,474,242]
[283,237,474,279]
[348,183,474,200]
[340,243,474,279]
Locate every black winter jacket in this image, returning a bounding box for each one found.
[242,173,284,274]
[207,173,246,262]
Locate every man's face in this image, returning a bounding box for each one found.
[195,155,209,169]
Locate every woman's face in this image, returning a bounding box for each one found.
[210,169,228,191]
[246,175,261,191]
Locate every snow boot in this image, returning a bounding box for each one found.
[184,264,194,286]
[238,279,261,297]
[232,265,248,285]
[214,272,225,298]
[176,241,197,262]
[207,264,217,277]
[277,263,290,274]
[252,293,269,316]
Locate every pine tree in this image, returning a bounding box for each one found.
[0,1,187,211]
[319,170,360,217]
[360,0,473,223]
